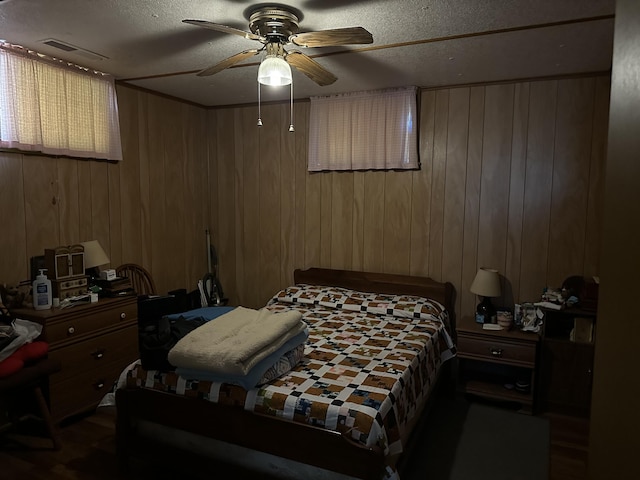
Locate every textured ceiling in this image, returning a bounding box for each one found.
[0,0,615,107]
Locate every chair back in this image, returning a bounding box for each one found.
[116,263,157,296]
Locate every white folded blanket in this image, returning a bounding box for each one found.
[168,306,305,376]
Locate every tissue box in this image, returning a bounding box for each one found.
[100,269,116,281]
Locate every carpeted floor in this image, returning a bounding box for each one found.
[401,394,550,480]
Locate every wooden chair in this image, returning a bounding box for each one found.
[115,263,157,296]
[0,357,62,450]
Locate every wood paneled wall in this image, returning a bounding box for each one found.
[209,75,610,317]
[1,75,609,321]
[0,85,209,297]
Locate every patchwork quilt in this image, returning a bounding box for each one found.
[125,284,455,472]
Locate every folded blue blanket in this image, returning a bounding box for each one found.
[175,327,308,390]
[166,306,235,322]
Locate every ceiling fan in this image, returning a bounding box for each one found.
[183,5,373,86]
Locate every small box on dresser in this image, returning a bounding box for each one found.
[12,296,138,422]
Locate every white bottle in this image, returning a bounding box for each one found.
[33,269,52,310]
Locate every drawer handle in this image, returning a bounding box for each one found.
[91,349,106,360]
[120,312,126,319]
[94,381,106,390]
[489,347,503,357]
[67,326,75,335]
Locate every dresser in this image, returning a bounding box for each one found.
[13,296,138,422]
[456,316,540,414]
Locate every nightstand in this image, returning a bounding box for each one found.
[456,316,540,414]
[12,296,138,422]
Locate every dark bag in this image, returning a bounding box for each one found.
[0,324,18,352]
[139,315,206,371]
[0,299,18,352]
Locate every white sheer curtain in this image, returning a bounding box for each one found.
[0,44,122,161]
[308,86,418,171]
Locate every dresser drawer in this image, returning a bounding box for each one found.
[49,359,133,421]
[49,324,138,384]
[457,335,536,367]
[46,301,137,345]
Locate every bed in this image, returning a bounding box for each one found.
[115,267,455,479]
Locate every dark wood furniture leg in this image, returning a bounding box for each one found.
[0,357,62,450]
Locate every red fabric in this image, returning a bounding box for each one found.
[14,341,49,362]
[0,356,23,378]
[0,341,49,378]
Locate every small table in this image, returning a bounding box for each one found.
[456,316,540,414]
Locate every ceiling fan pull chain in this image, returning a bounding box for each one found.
[289,81,294,132]
[257,82,263,127]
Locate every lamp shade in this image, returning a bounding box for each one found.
[258,55,292,86]
[470,268,501,298]
[81,240,110,269]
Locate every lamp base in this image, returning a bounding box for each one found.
[85,267,101,281]
[475,296,497,324]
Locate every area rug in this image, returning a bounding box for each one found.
[401,394,550,480]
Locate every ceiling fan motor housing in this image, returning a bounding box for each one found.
[249,7,300,44]
[185,5,370,86]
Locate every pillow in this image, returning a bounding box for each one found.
[271,284,447,321]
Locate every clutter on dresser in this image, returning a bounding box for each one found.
[496,310,514,329]
[42,244,90,299]
[514,302,544,333]
[532,275,600,312]
[481,309,515,331]
[57,293,93,309]
[44,244,85,279]
[92,276,134,297]
[0,282,30,310]
[100,268,117,281]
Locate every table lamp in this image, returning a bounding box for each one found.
[470,267,501,323]
[81,240,110,281]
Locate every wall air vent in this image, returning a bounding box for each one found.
[40,38,108,61]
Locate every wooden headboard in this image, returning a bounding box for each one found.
[293,268,455,319]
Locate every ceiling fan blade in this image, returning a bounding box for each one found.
[197,49,260,77]
[183,19,263,42]
[285,51,337,86]
[290,27,373,48]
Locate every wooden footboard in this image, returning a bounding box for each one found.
[116,387,386,479]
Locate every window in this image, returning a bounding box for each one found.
[0,43,122,161]
[308,86,418,171]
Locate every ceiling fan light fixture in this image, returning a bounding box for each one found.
[258,55,292,86]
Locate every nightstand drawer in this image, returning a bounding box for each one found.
[457,335,536,367]
[46,301,137,344]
